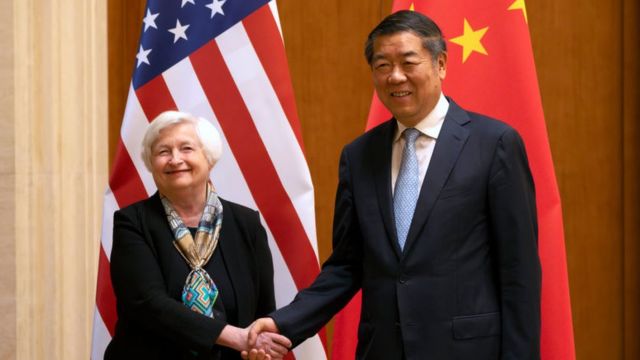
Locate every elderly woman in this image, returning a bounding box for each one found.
[105,111,290,359]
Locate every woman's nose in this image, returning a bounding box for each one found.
[168,150,183,164]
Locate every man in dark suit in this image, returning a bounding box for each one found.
[245,10,541,360]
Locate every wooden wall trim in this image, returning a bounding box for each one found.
[107,0,146,168]
[623,0,640,358]
[530,0,625,357]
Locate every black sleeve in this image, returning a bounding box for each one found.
[487,128,542,359]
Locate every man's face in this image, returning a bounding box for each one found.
[371,31,447,127]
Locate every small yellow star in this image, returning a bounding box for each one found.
[409,3,415,11]
[508,0,528,23]
[449,18,489,63]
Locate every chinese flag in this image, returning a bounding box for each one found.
[331,1,575,359]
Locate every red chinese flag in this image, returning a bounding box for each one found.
[332,1,575,359]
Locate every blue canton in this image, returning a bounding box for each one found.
[133,0,270,90]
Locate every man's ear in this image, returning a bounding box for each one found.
[437,52,447,80]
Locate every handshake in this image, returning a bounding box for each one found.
[222,317,291,360]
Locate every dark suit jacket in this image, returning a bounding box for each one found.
[271,99,541,360]
[105,194,275,360]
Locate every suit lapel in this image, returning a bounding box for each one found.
[145,193,176,253]
[371,121,404,259]
[144,193,198,297]
[402,100,470,255]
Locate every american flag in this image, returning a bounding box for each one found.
[91,1,327,359]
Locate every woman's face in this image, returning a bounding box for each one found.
[150,122,212,195]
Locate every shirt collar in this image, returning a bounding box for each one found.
[394,92,449,141]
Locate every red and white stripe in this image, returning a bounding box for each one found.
[92,3,326,359]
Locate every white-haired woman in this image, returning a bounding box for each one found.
[105,111,290,360]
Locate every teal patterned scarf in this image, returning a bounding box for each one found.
[160,183,223,318]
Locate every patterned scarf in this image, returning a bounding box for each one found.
[160,183,223,318]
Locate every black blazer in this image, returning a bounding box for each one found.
[271,99,541,360]
[105,194,275,360]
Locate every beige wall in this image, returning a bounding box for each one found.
[7,0,108,358]
[0,0,16,357]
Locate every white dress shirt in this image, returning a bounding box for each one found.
[391,93,449,195]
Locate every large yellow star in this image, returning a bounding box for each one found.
[508,0,528,23]
[409,3,415,11]
[449,19,489,63]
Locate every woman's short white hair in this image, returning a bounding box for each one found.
[141,110,223,171]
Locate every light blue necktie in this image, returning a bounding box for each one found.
[394,128,420,251]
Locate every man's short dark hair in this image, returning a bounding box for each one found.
[365,10,447,65]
